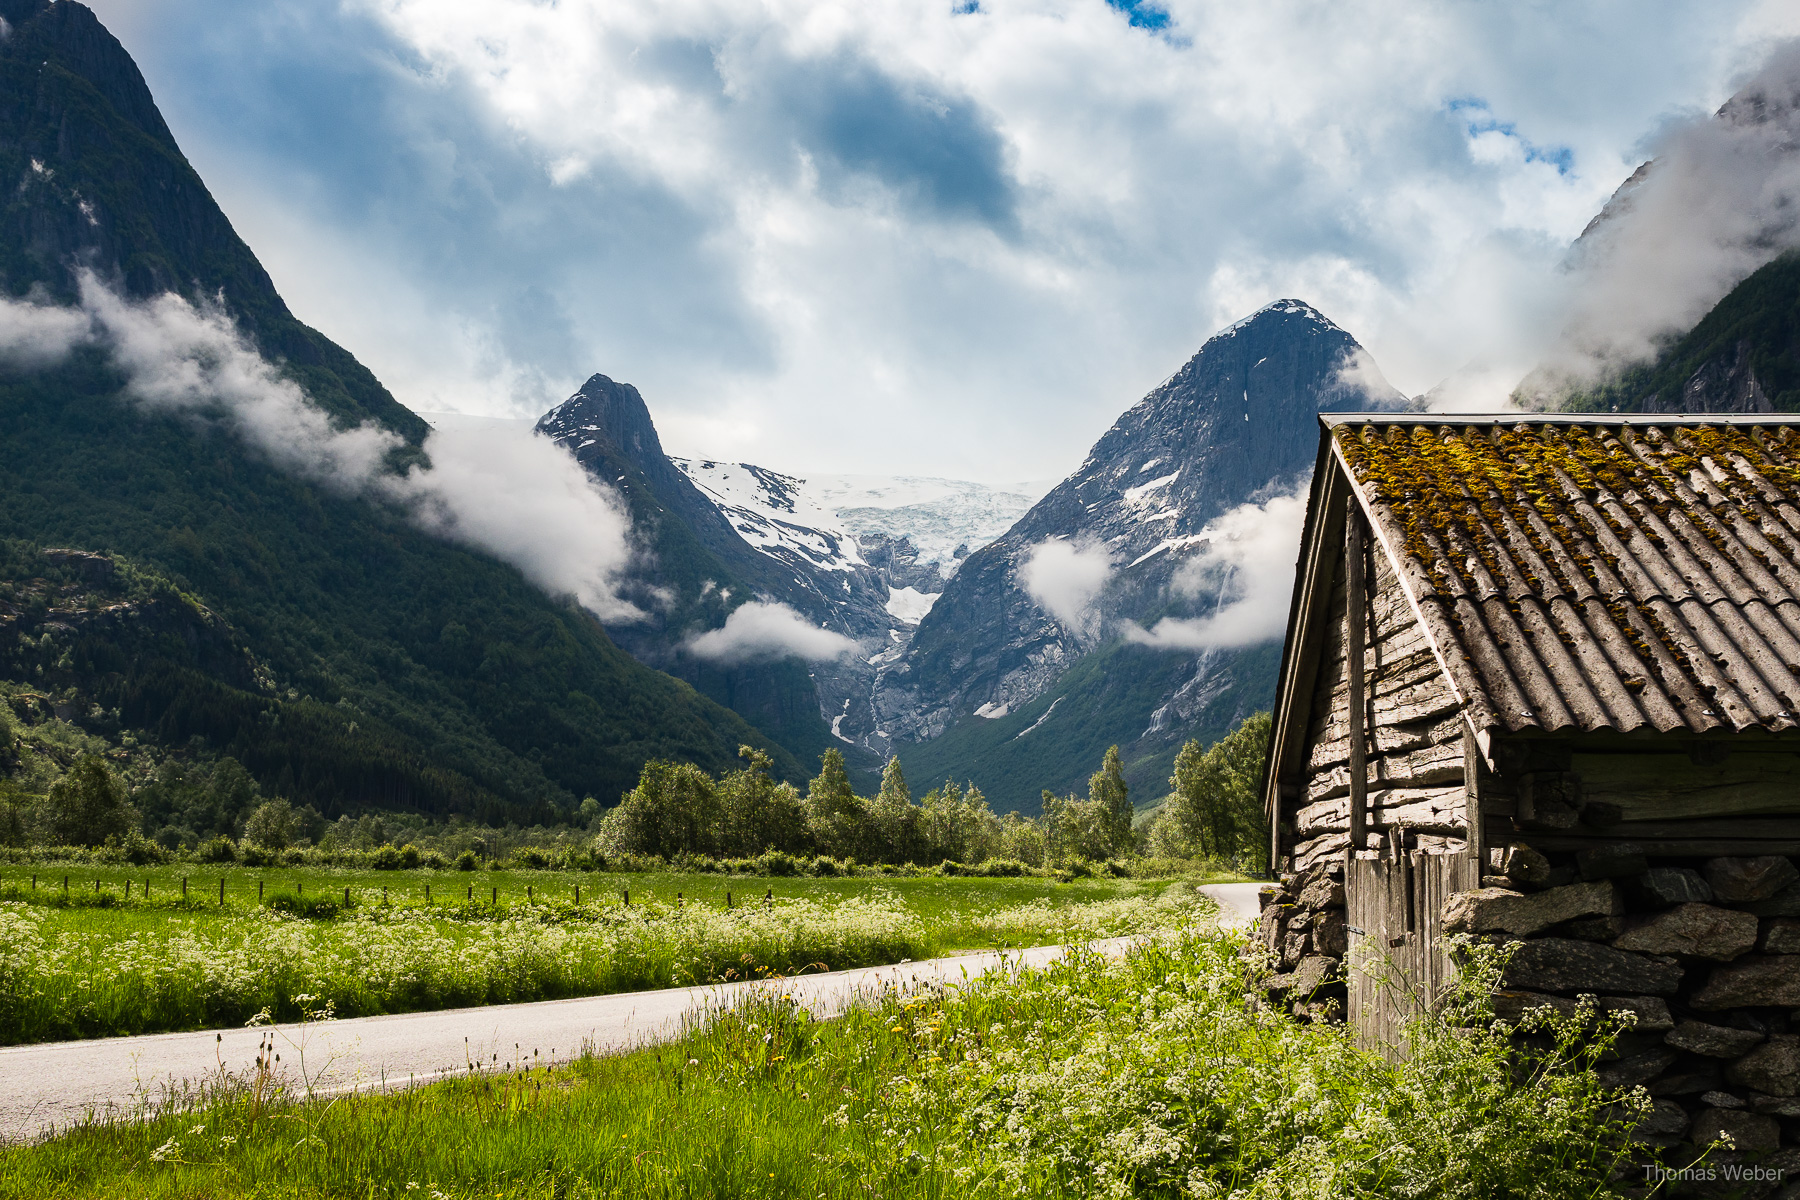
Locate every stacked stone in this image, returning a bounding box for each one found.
[1256,859,1349,1021]
[1452,847,1800,1169]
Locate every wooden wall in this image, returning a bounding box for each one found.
[1286,539,1468,873]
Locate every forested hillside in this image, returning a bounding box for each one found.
[0,0,795,824]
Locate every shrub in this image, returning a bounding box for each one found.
[239,843,277,867]
[102,829,169,866]
[754,850,802,877]
[398,843,421,869]
[195,835,237,864]
[265,892,343,919]
[369,845,402,870]
[512,847,549,870]
[806,855,844,877]
[419,849,449,870]
[454,850,479,871]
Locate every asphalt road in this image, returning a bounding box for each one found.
[0,881,1263,1143]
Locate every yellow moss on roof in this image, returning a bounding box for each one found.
[1331,420,1800,736]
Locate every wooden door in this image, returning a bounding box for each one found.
[1347,851,1478,1055]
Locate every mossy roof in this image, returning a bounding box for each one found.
[1333,419,1800,737]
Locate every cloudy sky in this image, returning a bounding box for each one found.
[87,0,1800,484]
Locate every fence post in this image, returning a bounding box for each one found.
[574,885,580,905]
[492,886,497,906]
[426,883,431,905]
[623,887,630,908]
[180,876,185,898]
[64,875,69,897]
[345,886,351,907]
[259,880,264,903]
[726,890,732,910]
[218,877,225,905]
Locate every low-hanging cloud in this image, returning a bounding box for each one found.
[1019,537,1114,631]
[0,277,642,622]
[683,600,859,665]
[1515,41,1800,401]
[1126,485,1309,652]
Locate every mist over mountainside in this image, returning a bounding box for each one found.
[1518,45,1800,411]
[623,300,1410,812]
[0,0,796,816]
[863,300,1408,811]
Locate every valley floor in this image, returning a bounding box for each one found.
[0,865,1246,1045]
[1,910,1645,1200]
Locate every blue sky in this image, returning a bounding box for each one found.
[88,0,1800,482]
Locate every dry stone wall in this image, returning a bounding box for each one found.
[1458,846,1800,1163]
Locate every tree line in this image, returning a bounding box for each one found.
[3,700,1272,873]
[599,712,1271,872]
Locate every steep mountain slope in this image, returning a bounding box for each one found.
[1554,252,1800,415]
[885,300,1408,810]
[0,0,789,816]
[534,376,882,776]
[537,375,1047,778]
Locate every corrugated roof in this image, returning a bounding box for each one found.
[1333,420,1800,738]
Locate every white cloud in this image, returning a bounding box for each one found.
[1019,537,1113,631]
[10,278,643,622]
[0,292,95,367]
[394,422,642,623]
[683,600,859,664]
[82,278,403,489]
[1524,42,1800,396]
[96,0,1800,484]
[1126,484,1309,651]
[1328,346,1403,406]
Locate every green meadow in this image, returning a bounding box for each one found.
[0,864,1236,1044]
[0,921,1640,1199]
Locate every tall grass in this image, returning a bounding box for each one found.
[0,918,1645,1199]
[0,886,1211,1043]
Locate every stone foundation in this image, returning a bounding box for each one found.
[1262,847,1800,1187]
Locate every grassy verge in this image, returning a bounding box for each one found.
[0,920,1645,1199]
[0,874,1221,1043]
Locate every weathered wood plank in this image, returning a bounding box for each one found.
[1295,832,1351,872]
[1308,712,1466,773]
[1307,741,1463,805]
[1347,511,1369,853]
[1574,751,1800,819]
[1297,796,1348,835]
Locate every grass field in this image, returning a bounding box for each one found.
[0,921,1642,1199]
[0,863,1237,1044]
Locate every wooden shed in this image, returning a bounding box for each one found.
[1260,414,1800,1113]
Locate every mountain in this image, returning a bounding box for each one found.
[533,375,889,775]
[0,0,792,820]
[534,376,1043,780]
[883,300,1409,811]
[1518,47,1800,411]
[1553,250,1800,414]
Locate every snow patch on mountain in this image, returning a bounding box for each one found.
[884,585,940,624]
[673,459,864,573]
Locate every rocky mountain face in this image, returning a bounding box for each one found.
[0,0,794,817]
[872,301,1408,809]
[535,375,1047,779]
